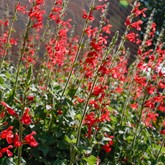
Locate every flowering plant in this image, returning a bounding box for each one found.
[0,0,164,164]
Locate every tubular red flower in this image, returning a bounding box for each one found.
[24,131,38,147]
[130,20,143,30]
[21,108,32,125]
[0,145,13,157]
[0,126,14,144]
[0,101,18,118]
[14,133,22,147]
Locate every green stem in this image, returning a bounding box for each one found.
[12,20,31,99]
[76,76,98,147]
[155,139,165,164]
[17,122,23,165]
[69,76,98,165]
[129,93,148,159]
[61,0,96,97]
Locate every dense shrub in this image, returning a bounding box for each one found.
[0,0,164,164]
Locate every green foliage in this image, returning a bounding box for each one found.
[0,1,165,165]
[139,0,165,45]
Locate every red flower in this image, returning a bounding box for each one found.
[0,101,18,117]
[146,85,155,94]
[89,99,99,109]
[27,95,35,101]
[0,19,9,26]
[102,24,112,34]
[35,0,44,5]
[92,86,105,96]
[145,39,152,46]
[130,20,143,30]
[95,4,106,12]
[158,104,165,112]
[158,80,165,89]
[0,126,14,144]
[10,38,17,45]
[0,111,5,118]
[24,131,38,147]
[130,103,138,110]
[0,145,13,157]
[21,108,32,125]
[102,143,112,153]
[83,112,98,138]
[82,10,88,19]
[132,2,147,17]
[82,10,94,21]
[99,110,110,122]
[16,2,27,14]
[76,97,84,103]
[160,129,165,135]
[102,135,114,153]
[57,110,63,115]
[126,32,138,43]
[14,133,22,147]
[144,112,159,128]
[125,17,131,26]
[84,26,98,38]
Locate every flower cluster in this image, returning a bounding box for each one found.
[0,0,164,164]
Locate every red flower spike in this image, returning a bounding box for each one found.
[132,2,147,17]
[21,108,32,125]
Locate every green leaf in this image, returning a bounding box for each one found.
[102,137,112,142]
[38,144,50,156]
[83,155,97,165]
[26,65,33,84]
[119,0,129,7]
[126,136,134,141]
[67,87,77,97]
[107,106,113,111]
[53,158,66,165]
[0,75,4,84]
[2,157,15,165]
[64,135,76,144]
[75,114,82,121]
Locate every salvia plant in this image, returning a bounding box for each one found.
[0,0,164,165]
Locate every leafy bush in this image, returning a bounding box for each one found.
[0,0,164,164]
